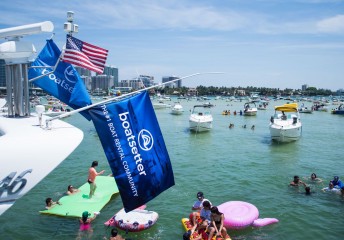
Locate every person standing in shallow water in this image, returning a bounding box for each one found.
[88,161,105,199]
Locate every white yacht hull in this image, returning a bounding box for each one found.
[171,104,184,115]
[243,109,257,116]
[153,103,171,109]
[189,114,213,132]
[0,113,83,215]
[171,109,183,115]
[269,121,302,142]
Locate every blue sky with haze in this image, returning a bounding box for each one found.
[1,0,343,90]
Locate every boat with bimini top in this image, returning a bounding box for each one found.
[243,102,257,116]
[269,103,302,143]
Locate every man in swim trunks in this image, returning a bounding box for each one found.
[88,161,105,199]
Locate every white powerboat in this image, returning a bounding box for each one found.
[298,107,313,113]
[152,101,171,109]
[189,104,213,132]
[0,21,83,215]
[269,103,302,143]
[243,102,257,116]
[171,102,184,115]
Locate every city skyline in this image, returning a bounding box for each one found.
[0,0,343,91]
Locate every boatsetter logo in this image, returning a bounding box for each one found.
[119,111,147,177]
[64,66,77,84]
[138,129,154,151]
[42,68,75,94]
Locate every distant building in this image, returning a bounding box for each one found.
[101,65,118,87]
[91,74,114,93]
[336,88,344,95]
[236,89,246,96]
[75,65,118,92]
[119,79,144,90]
[74,66,92,77]
[187,88,198,96]
[137,75,155,87]
[302,84,308,91]
[162,76,182,88]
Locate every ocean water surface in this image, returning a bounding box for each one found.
[1,98,344,240]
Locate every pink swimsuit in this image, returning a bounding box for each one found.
[80,222,91,231]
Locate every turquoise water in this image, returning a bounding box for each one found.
[1,98,344,240]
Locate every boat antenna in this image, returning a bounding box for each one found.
[29,11,78,83]
[45,72,224,127]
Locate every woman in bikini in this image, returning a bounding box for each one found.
[207,206,228,240]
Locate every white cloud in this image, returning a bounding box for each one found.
[316,15,344,33]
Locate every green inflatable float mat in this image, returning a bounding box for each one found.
[40,176,119,218]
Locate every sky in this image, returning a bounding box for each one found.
[0,0,344,90]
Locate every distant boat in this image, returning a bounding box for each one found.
[257,102,268,110]
[269,103,302,143]
[298,107,313,114]
[171,102,184,115]
[152,101,171,109]
[189,105,213,132]
[331,104,344,115]
[243,102,257,116]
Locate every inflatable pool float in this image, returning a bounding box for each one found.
[105,207,158,232]
[181,217,231,240]
[252,218,279,227]
[218,201,259,229]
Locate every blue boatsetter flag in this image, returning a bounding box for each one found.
[28,39,92,120]
[89,91,175,212]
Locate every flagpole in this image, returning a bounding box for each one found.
[46,72,224,126]
[28,51,63,82]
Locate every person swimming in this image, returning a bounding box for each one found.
[290,176,306,187]
[310,173,323,183]
[331,176,343,189]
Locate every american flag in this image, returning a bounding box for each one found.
[62,35,108,74]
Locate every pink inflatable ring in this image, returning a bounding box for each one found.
[218,201,259,229]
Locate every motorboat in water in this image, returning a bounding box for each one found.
[243,102,257,116]
[189,105,213,132]
[331,104,344,114]
[257,102,268,110]
[171,102,184,115]
[298,107,313,113]
[269,103,302,143]
[152,101,172,109]
[0,21,83,215]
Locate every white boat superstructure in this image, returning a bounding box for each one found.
[269,103,302,143]
[0,20,84,215]
[0,105,83,215]
[189,104,213,132]
[171,102,184,115]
